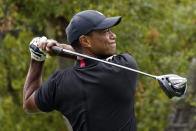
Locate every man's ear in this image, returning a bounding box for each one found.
[79,35,92,48]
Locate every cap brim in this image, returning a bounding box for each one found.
[93,16,121,30]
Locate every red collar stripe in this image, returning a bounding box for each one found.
[80,59,85,67]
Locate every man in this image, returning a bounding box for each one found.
[23,10,138,131]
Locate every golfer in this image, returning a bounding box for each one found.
[23,10,138,131]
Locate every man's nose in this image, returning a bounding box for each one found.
[110,31,116,39]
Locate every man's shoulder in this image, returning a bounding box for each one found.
[118,53,135,60]
[48,67,74,82]
[111,53,137,69]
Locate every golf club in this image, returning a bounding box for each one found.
[51,46,187,98]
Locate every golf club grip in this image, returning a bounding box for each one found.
[51,46,64,54]
[51,46,77,59]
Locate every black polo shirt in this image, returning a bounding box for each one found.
[35,53,138,131]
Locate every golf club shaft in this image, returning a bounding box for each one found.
[51,46,157,79]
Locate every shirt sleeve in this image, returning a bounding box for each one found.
[109,53,138,70]
[34,71,59,112]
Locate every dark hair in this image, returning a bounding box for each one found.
[71,39,82,52]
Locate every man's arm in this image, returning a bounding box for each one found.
[23,37,74,113]
[23,59,44,113]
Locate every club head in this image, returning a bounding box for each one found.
[156,74,187,98]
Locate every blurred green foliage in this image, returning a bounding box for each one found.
[0,0,195,130]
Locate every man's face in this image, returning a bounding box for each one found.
[87,29,117,58]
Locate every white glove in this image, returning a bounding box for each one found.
[29,36,48,61]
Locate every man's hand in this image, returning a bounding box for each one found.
[30,36,76,59]
[38,39,76,59]
[38,39,60,56]
[29,36,48,61]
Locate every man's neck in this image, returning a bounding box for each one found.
[80,48,112,59]
[81,49,97,58]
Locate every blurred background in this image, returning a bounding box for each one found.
[0,0,195,130]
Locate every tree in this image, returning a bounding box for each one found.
[166,57,196,131]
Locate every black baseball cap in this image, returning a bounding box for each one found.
[66,10,122,44]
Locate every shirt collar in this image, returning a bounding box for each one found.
[74,57,98,68]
